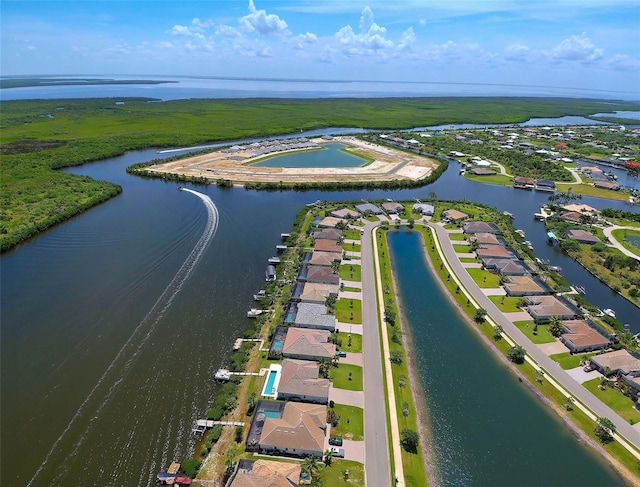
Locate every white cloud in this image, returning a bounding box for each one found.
[333,7,394,55]
[216,25,241,38]
[293,32,317,50]
[359,6,374,32]
[552,33,604,62]
[504,43,530,61]
[171,25,194,36]
[397,27,416,51]
[240,0,290,36]
[607,53,640,70]
[171,17,214,36]
[419,19,426,26]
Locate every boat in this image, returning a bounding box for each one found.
[548,265,562,272]
[524,240,534,250]
[253,290,266,301]
[603,309,616,319]
[214,368,231,381]
[516,229,526,238]
[247,308,264,318]
[534,213,546,221]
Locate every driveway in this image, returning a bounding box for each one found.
[329,386,364,408]
[342,439,365,463]
[336,322,363,335]
[339,352,363,367]
[339,291,362,300]
[537,341,569,355]
[503,311,532,322]
[566,366,601,384]
[482,288,506,296]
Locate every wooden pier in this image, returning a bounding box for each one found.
[192,419,246,435]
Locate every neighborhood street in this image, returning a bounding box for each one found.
[360,220,392,487]
[428,222,640,447]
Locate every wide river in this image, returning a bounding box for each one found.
[1,127,638,486]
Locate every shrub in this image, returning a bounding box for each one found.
[181,457,201,478]
[400,429,419,453]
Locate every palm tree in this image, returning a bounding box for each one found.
[302,455,321,475]
[548,315,564,337]
[324,448,333,466]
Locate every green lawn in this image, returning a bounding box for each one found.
[346,242,362,253]
[338,331,362,353]
[335,298,362,324]
[340,264,362,281]
[459,257,479,263]
[583,378,640,424]
[488,295,523,313]
[514,320,556,344]
[342,286,361,292]
[549,351,596,370]
[466,268,501,288]
[330,364,363,391]
[330,404,364,440]
[317,459,364,486]
[611,228,640,258]
[343,229,361,241]
[448,232,469,241]
[464,173,513,186]
[452,243,472,253]
[556,183,629,202]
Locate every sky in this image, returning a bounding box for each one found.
[2,0,640,97]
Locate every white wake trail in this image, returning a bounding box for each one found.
[28,188,218,486]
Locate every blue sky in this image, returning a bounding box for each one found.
[2,0,639,96]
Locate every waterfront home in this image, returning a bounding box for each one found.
[413,203,434,215]
[309,251,341,267]
[589,350,640,377]
[471,232,501,246]
[330,208,360,219]
[313,228,342,241]
[482,258,529,276]
[558,211,583,224]
[277,359,330,404]
[525,295,581,321]
[594,181,620,191]
[301,266,340,285]
[513,176,535,189]
[475,245,514,260]
[227,459,301,487]
[293,302,336,331]
[566,229,601,244]
[317,216,342,228]
[503,275,549,296]
[559,320,611,353]
[463,221,500,234]
[442,209,469,222]
[314,239,343,254]
[562,204,599,216]
[258,402,327,457]
[536,179,556,191]
[355,203,383,215]
[282,327,336,361]
[299,283,339,305]
[382,201,404,214]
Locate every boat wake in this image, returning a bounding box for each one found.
[28,188,218,486]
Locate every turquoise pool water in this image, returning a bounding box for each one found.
[252,143,367,168]
[265,370,278,394]
[264,410,281,419]
[272,337,284,351]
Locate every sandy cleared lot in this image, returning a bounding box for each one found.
[146,136,438,185]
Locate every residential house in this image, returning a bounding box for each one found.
[566,229,601,244]
[314,239,343,254]
[560,320,611,353]
[558,211,582,224]
[463,221,500,234]
[304,266,340,285]
[309,251,341,267]
[382,202,404,214]
[482,258,529,276]
[331,208,360,219]
[355,203,383,215]
[227,459,301,487]
[282,327,336,361]
[442,209,469,222]
[299,283,339,305]
[594,181,620,191]
[313,228,342,241]
[536,179,556,191]
[503,275,549,296]
[589,350,640,377]
[258,402,327,458]
[293,302,336,331]
[317,216,342,228]
[276,359,330,404]
[475,245,514,260]
[525,295,581,321]
[472,233,501,246]
[413,203,434,215]
[513,176,535,189]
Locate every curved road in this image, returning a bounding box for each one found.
[428,222,640,448]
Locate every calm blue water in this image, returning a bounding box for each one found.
[388,230,624,486]
[266,370,278,394]
[253,143,366,168]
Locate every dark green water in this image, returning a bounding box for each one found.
[252,143,366,167]
[388,230,625,486]
[625,234,640,249]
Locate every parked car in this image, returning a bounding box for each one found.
[583,363,595,372]
[331,447,345,458]
[335,351,347,358]
[329,437,343,446]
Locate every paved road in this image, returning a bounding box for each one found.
[428,222,640,447]
[603,225,640,261]
[360,220,392,487]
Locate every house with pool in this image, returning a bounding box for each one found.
[282,327,336,361]
[276,359,330,404]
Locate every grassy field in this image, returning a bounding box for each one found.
[340,264,362,281]
[488,295,523,313]
[459,257,479,263]
[513,320,556,344]
[330,404,364,441]
[555,182,630,201]
[464,173,513,186]
[338,332,362,353]
[448,232,469,241]
[330,364,363,391]
[466,268,501,288]
[335,298,362,324]
[3,97,638,252]
[452,243,472,253]
[583,379,640,424]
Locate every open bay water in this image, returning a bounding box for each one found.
[388,230,625,486]
[1,125,638,485]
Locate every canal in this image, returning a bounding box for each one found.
[388,229,625,486]
[1,133,637,485]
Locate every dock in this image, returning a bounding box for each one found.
[192,420,246,435]
[233,338,264,350]
[214,367,267,382]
